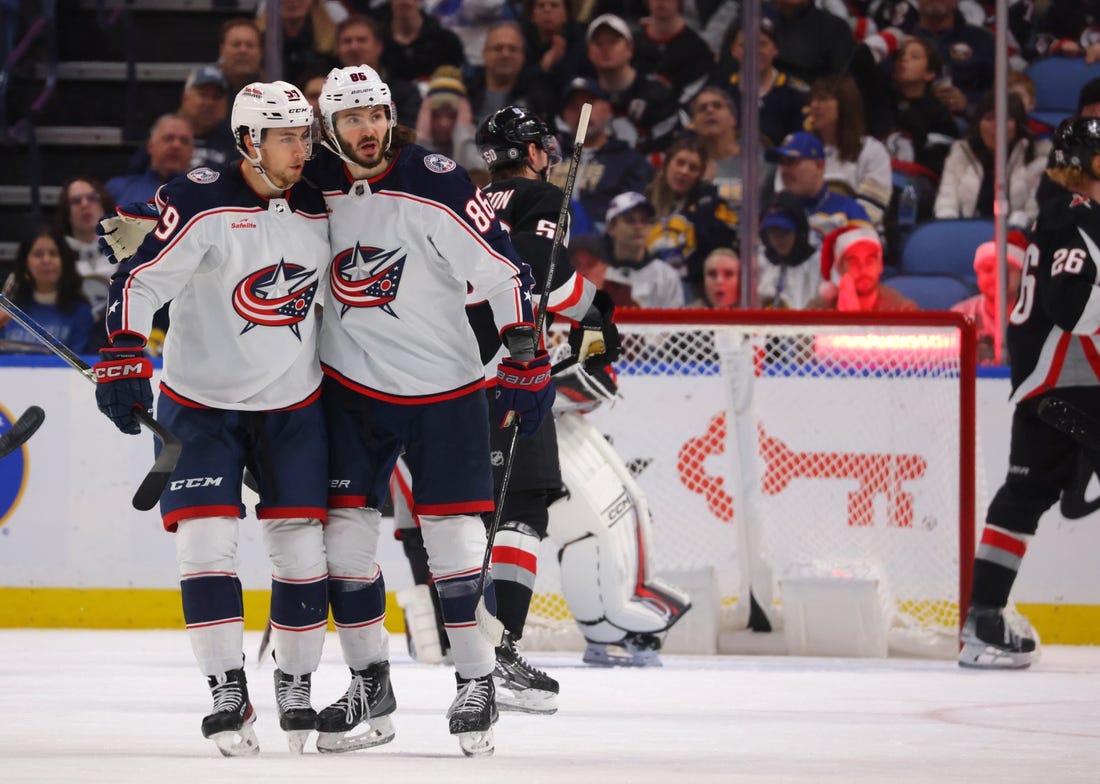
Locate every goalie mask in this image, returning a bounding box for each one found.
[318,65,396,166]
[476,106,562,180]
[231,80,315,182]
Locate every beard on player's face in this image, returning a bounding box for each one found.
[338,129,388,169]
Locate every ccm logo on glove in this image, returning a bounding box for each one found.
[93,358,153,380]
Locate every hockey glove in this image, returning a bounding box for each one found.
[96,202,159,265]
[93,336,153,435]
[569,289,621,371]
[496,352,554,436]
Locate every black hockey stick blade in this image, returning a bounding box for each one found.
[256,619,273,668]
[131,409,182,511]
[1037,397,1100,451]
[0,406,45,459]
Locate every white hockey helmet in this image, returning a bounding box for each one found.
[318,66,396,163]
[231,80,315,162]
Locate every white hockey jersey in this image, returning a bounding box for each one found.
[307,146,535,400]
[106,162,329,410]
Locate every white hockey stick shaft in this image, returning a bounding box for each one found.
[474,104,592,645]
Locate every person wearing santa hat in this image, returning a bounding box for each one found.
[950,233,1027,364]
[806,222,917,311]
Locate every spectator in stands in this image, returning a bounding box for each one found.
[713,16,809,149]
[687,247,741,308]
[913,0,995,119]
[1079,78,1100,118]
[634,0,715,109]
[0,226,94,353]
[383,0,467,82]
[429,0,511,67]
[257,0,339,86]
[466,21,555,122]
[217,18,264,95]
[934,92,1048,229]
[415,66,483,173]
[550,78,653,234]
[105,114,194,206]
[756,190,817,308]
[1007,70,1052,140]
[521,0,586,106]
[691,87,774,220]
[645,137,739,299]
[52,177,114,319]
[951,236,1026,364]
[300,68,327,115]
[805,74,893,229]
[769,131,871,241]
[335,14,422,126]
[807,223,917,311]
[584,13,681,153]
[602,192,684,308]
[131,66,236,174]
[1036,0,1100,63]
[770,0,855,84]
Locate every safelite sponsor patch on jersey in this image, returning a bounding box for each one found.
[187,167,220,184]
[423,154,456,174]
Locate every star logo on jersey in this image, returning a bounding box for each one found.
[329,243,406,318]
[231,259,318,339]
[1070,194,1092,209]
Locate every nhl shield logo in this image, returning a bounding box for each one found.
[424,153,457,174]
[231,259,318,338]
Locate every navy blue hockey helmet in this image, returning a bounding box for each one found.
[476,106,562,171]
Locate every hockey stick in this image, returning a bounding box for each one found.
[1037,396,1100,450]
[473,103,593,645]
[0,405,45,459]
[0,294,181,511]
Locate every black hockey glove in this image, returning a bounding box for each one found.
[569,290,621,371]
[96,202,159,265]
[93,335,153,435]
[496,326,553,436]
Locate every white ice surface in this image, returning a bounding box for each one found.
[1,630,1098,783]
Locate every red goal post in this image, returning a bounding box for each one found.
[530,309,978,658]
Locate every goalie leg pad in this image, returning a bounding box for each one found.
[261,518,327,674]
[176,516,246,675]
[420,514,494,678]
[325,507,387,669]
[551,412,692,644]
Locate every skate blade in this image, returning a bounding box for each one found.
[958,642,1033,670]
[494,683,558,714]
[316,715,396,753]
[456,727,495,757]
[582,646,662,668]
[210,722,260,757]
[286,729,312,754]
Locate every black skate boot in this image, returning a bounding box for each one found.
[493,630,559,714]
[315,661,397,753]
[582,632,663,667]
[959,606,1037,669]
[201,668,259,757]
[447,673,498,757]
[274,669,317,753]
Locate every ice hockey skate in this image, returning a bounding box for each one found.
[493,631,558,714]
[315,661,396,753]
[274,669,317,753]
[958,606,1037,669]
[201,668,259,757]
[447,673,498,757]
[582,632,663,667]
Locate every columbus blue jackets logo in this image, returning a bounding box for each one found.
[329,243,406,318]
[231,259,318,338]
[424,153,457,174]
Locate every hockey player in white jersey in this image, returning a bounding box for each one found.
[93,82,330,756]
[309,66,550,757]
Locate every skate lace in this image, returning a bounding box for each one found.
[211,680,243,714]
[335,673,372,724]
[511,646,550,680]
[278,676,312,711]
[450,679,489,716]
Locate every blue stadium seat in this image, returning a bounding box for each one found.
[886,274,976,311]
[899,219,993,285]
[1026,58,1100,128]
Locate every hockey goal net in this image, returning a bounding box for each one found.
[527,310,978,658]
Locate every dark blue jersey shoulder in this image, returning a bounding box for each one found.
[155,163,325,220]
[373,145,482,209]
